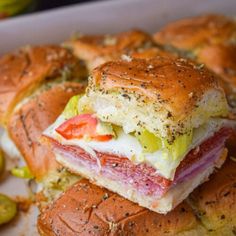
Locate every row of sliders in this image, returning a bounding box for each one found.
[0,13,235,235]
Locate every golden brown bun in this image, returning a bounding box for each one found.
[154,14,236,107]
[130,47,176,60]
[154,14,236,50]
[38,179,203,236]
[92,57,217,102]
[91,57,226,122]
[197,43,236,110]
[197,44,236,105]
[189,158,236,234]
[7,82,84,180]
[65,30,174,71]
[0,45,85,125]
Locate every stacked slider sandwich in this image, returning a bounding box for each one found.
[43,56,234,214]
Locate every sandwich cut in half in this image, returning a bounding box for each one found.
[5,81,84,209]
[7,82,84,181]
[0,45,86,161]
[44,57,234,213]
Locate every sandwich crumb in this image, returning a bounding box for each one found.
[220,214,225,220]
[121,54,132,62]
[102,193,109,200]
[223,191,230,197]
[180,207,186,213]
[188,92,193,98]
[194,63,205,70]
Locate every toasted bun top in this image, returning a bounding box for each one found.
[90,57,227,123]
[65,30,173,70]
[0,45,83,125]
[38,179,200,236]
[197,44,236,96]
[8,82,84,180]
[154,14,236,50]
[92,57,216,98]
[189,158,236,232]
[154,14,236,107]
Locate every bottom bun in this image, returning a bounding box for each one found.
[38,179,205,236]
[189,157,236,235]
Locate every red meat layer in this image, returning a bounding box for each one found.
[48,127,231,196]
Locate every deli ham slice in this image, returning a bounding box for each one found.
[47,127,231,198]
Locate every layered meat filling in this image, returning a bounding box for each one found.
[44,96,234,197]
[44,95,232,197]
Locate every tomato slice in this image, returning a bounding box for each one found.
[56,114,113,142]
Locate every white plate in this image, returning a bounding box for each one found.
[0,0,236,235]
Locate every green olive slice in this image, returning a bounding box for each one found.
[11,166,33,179]
[0,194,17,225]
[0,150,4,175]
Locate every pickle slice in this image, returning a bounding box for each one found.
[0,0,32,16]
[135,129,162,153]
[0,194,17,225]
[11,166,34,179]
[96,121,115,137]
[62,95,80,119]
[136,129,193,158]
[165,130,193,160]
[0,150,4,175]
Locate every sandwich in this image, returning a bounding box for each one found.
[37,179,205,236]
[5,81,84,205]
[154,14,236,52]
[44,56,233,213]
[65,29,175,71]
[7,82,84,181]
[0,45,86,160]
[154,14,236,109]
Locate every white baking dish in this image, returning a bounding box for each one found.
[0,0,235,235]
[0,0,235,55]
